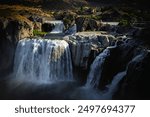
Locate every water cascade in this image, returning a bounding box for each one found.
[86,48,111,88]
[10,35,121,99]
[86,45,127,99]
[103,71,126,99]
[13,39,73,83]
[44,20,64,34]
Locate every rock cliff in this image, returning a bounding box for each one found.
[64,32,116,82]
[0,18,33,76]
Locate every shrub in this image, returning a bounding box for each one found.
[33,30,47,37]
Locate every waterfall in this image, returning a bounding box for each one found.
[103,71,126,99]
[45,21,64,34]
[86,45,126,99]
[65,24,77,35]
[51,21,64,33]
[13,39,73,83]
[86,48,111,88]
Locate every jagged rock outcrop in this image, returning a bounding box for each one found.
[64,32,115,82]
[97,40,137,89]
[86,36,150,99]
[114,49,150,99]
[75,17,99,31]
[0,18,33,77]
[65,32,115,68]
[87,39,139,90]
[0,18,33,42]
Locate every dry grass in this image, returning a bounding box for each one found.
[0,4,52,19]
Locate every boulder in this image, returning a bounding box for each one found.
[64,32,115,69]
[64,32,115,83]
[75,17,98,32]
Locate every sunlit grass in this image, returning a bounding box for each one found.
[33,30,48,37]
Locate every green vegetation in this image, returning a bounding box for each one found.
[33,30,48,37]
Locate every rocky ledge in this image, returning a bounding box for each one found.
[64,32,116,82]
[0,18,33,76]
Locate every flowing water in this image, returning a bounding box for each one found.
[102,71,126,99]
[13,39,73,83]
[44,20,64,34]
[5,38,127,99]
[86,48,110,88]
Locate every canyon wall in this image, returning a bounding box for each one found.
[0,18,33,77]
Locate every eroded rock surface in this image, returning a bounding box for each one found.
[0,18,33,76]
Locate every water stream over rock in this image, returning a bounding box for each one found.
[13,39,73,83]
[1,32,149,100]
[44,20,64,34]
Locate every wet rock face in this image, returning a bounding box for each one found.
[94,40,138,90]
[114,50,150,99]
[0,18,33,76]
[64,33,115,82]
[84,36,150,99]
[65,33,115,69]
[92,38,150,99]
[85,39,137,90]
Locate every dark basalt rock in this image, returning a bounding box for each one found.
[114,50,150,99]
[42,23,55,32]
[75,17,98,32]
[75,17,85,32]
[0,18,33,77]
[98,40,137,90]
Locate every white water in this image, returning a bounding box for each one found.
[13,39,73,83]
[11,36,126,99]
[103,71,126,99]
[86,48,110,88]
[45,21,64,34]
[78,71,126,100]
[102,22,119,26]
[86,45,126,99]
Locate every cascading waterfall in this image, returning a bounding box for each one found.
[86,45,126,99]
[45,21,64,34]
[13,39,73,83]
[100,52,147,99]
[103,71,126,99]
[51,22,64,33]
[3,33,144,100]
[86,48,111,88]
